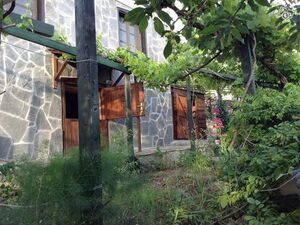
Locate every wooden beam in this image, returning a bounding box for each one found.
[56,61,68,80]
[186,75,195,150]
[53,60,68,89]
[4,27,130,73]
[52,57,58,88]
[9,13,54,37]
[75,0,102,224]
[125,74,134,157]
[112,72,125,86]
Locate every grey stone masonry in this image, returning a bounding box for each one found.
[140,88,174,149]
[0,0,176,159]
[0,36,63,160]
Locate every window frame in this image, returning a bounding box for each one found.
[117,8,147,54]
[9,0,44,21]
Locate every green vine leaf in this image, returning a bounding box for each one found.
[158,10,172,25]
[248,0,259,12]
[254,0,271,7]
[135,0,148,5]
[125,7,145,24]
[277,22,289,30]
[139,16,148,32]
[200,25,219,35]
[232,28,244,43]
[154,17,165,35]
[163,40,172,58]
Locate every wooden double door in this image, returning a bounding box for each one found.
[62,81,144,153]
[171,88,207,140]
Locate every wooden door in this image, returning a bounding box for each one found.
[64,119,79,151]
[62,82,144,153]
[172,88,188,139]
[172,88,207,140]
[193,94,207,139]
[62,82,109,154]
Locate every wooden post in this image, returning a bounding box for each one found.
[75,1,102,224]
[186,75,195,150]
[100,120,109,149]
[134,78,142,153]
[125,73,134,157]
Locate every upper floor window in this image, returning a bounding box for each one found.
[4,0,44,20]
[118,11,146,53]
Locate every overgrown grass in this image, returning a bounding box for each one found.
[0,145,223,225]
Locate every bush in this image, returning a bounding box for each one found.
[218,84,300,224]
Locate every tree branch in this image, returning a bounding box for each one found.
[258,57,288,87]
[185,50,223,77]
[163,50,222,87]
[214,204,248,224]
[3,0,15,19]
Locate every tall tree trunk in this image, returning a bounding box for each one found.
[240,35,256,95]
[75,0,102,224]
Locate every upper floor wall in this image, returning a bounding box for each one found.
[44,0,166,62]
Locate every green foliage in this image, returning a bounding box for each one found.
[105,149,221,225]
[52,31,70,44]
[52,31,75,60]
[0,143,224,225]
[127,0,300,55]
[0,147,142,225]
[218,84,300,224]
[96,35,119,61]
[123,0,300,95]
[0,163,18,204]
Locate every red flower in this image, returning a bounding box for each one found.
[212,117,224,129]
[212,107,221,115]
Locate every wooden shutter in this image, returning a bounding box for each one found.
[172,88,207,140]
[193,93,207,139]
[100,83,144,120]
[172,88,188,140]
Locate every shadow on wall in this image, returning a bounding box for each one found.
[0,136,13,160]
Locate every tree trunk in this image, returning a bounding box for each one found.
[240,35,256,95]
[75,0,102,224]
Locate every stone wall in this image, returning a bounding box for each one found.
[44,0,174,150]
[140,88,174,149]
[0,0,174,159]
[45,0,166,61]
[0,36,62,160]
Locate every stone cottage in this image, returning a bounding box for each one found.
[0,0,206,160]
